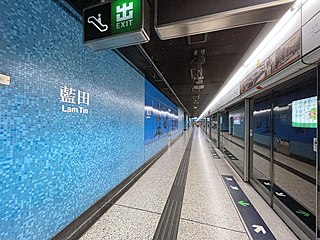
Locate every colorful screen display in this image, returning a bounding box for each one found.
[292,96,317,128]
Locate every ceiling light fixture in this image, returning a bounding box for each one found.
[198,0,305,120]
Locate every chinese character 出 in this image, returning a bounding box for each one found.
[116,2,133,22]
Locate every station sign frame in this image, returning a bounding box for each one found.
[83,0,150,50]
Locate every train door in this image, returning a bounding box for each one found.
[219,111,229,152]
[211,113,218,147]
[250,95,273,204]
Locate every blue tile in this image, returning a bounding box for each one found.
[0,1,146,239]
[0,1,184,239]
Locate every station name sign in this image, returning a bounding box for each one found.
[83,0,150,50]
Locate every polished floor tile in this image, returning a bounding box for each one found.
[117,132,192,213]
[210,138,299,239]
[180,130,246,232]
[177,219,249,240]
[80,205,160,240]
[80,128,299,240]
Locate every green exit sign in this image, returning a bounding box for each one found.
[83,0,149,50]
[111,0,142,35]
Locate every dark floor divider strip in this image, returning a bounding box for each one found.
[209,147,220,159]
[153,132,194,240]
[222,175,276,240]
[257,179,320,237]
[223,148,239,161]
[52,133,184,240]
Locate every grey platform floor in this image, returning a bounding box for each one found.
[80,128,298,240]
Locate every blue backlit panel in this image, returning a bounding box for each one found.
[144,81,178,145]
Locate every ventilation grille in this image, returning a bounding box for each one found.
[188,33,208,45]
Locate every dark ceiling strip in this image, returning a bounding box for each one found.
[137,45,190,116]
[114,48,148,81]
[152,80,164,83]
[57,0,82,22]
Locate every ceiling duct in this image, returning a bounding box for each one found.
[155,0,294,40]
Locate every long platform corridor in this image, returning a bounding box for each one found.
[2,1,320,239]
[80,128,297,240]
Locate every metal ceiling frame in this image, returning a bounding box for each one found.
[154,0,295,40]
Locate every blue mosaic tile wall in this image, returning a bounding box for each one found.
[0,1,147,239]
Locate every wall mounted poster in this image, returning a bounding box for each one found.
[292,96,317,128]
[144,81,178,145]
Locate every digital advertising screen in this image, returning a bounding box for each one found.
[292,96,317,128]
[232,114,243,125]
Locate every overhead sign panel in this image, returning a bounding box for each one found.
[84,3,112,42]
[111,0,142,35]
[84,0,149,50]
[155,0,295,40]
